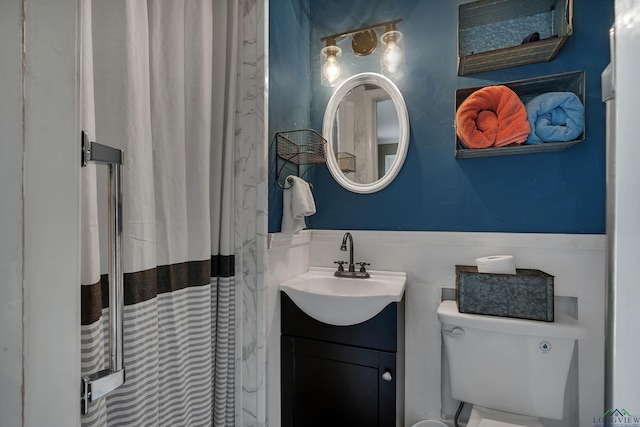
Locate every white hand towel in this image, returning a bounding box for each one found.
[281,176,316,234]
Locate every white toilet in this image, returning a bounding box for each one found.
[437,300,586,427]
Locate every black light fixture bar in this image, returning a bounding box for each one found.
[320,19,402,42]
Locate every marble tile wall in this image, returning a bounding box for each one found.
[237,0,268,426]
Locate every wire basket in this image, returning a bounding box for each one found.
[276,129,327,165]
[335,152,356,173]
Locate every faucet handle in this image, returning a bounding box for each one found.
[356,262,370,273]
[334,260,347,272]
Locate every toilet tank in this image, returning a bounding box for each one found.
[437,300,586,420]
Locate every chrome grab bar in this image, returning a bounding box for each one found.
[80,131,125,416]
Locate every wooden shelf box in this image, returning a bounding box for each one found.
[458,0,573,76]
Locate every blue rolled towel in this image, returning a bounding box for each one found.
[525,92,584,144]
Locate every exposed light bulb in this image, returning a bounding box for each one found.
[383,42,403,69]
[323,55,341,84]
[380,29,404,78]
[321,42,342,87]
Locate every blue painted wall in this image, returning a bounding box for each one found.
[270,0,613,234]
[268,0,312,232]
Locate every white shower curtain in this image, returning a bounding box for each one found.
[80,1,239,426]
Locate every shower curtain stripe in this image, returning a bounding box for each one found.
[80,0,239,425]
[212,275,236,427]
[81,280,103,326]
[81,271,236,426]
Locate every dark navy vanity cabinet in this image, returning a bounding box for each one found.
[281,292,399,427]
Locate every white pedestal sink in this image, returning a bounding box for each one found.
[279,266,407,326]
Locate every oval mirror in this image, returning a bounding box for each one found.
[323,72,409,194]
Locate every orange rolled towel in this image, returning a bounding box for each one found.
[456,85,531,149]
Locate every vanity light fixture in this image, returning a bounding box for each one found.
[320,18,403,87]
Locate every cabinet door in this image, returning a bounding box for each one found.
[282,336,396,427]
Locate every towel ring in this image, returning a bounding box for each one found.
[274,153,317,189]
[278,174,313,190]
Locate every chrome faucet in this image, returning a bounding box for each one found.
[334,232,370,278]
[341,232,356,272]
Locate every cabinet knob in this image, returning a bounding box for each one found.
[382,371,392,382]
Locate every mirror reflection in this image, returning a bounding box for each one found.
[332,84,400,185]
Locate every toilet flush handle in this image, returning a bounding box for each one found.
[442,327,465,337]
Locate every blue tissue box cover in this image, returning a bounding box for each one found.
[456,265,554,322]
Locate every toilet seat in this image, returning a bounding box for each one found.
[467,406,544,427]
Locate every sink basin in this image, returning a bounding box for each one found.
[279,266,407,326]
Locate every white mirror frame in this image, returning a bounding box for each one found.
[323,72,409,194]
